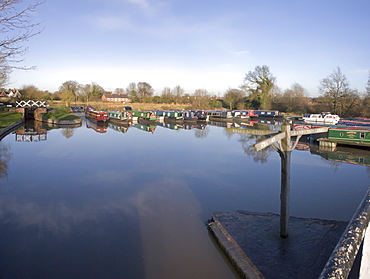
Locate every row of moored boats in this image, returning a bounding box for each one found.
[85,106,284,124]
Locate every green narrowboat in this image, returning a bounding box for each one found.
[105,110,131,123]
[131,110,157,120]
[320,127,370,147]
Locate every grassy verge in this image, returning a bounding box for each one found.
[0,111,23,130]
[42,106,81,121]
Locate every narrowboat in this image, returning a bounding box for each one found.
[318,127,370,148]
[85,106,108,122]
[250,110,284,118]
[162,110,184,122]
[303,112,340,125]
[232,110,258,120]
[337,117,370,127]
[181,110,198,122]
[105,110,131,123]
[194,110,209,121]
[131,110,157,121]
[206,110,233,121]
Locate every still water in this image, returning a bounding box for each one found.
[0,118,369,278]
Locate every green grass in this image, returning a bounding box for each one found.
[0,111,23,130]
[42,108,81,121]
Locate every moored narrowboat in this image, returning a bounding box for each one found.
[181,110,198,122]
[318,127,370,148]
[131,110,157,121]
[162,110,184,122]
[194,110,209,121]
[85,106,108,122]
[232,110,258,120]
[206,110,233,121]
[105,110,131,123]
[250,110,284,118]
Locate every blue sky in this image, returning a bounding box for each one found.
[9,0,370,97]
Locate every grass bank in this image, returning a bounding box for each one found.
[42,106,81,121]
[0,111,23,131]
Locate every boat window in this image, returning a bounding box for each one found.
[360,132,365,139]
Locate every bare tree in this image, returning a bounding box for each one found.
[161,87,173,103]
[137,82,154,102]
[0,0,44,86]
[171,85,184,104]
[280,83,309,113]
[319,67,352,115]
[126,82,138,102]
[223,88,245,109]
[59,80,81,103]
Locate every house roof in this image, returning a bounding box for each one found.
[103,94,129,98]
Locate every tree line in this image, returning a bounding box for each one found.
[1,1,369,117]
[7,66,369,117]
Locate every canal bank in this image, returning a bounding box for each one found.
[208,211,352,279]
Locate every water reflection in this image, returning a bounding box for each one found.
[0,143,11,182]
[15,121,47,142]
[0,118,369,278]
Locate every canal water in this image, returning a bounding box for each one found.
[0,118,369,279]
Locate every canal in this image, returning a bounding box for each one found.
[0,118,369,278]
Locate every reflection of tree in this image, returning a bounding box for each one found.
[61,128,74,139]
[194,126,210,139]
[0,144,12,181]
[238,134,274,163]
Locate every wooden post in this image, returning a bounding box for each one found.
[279,123,291,238]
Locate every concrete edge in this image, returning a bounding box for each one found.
[208,213,266,279]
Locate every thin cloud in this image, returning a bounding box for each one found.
[94,15,131,30]
[128,0,150,9]
[231,50,249,56]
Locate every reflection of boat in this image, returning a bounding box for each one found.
[157,122,182,130]
[108,122,130,133]
[85,106,108,122]
[132,123,156,133]
[303,112,340,124]
[85,118,108,133]
[310,144,370,167]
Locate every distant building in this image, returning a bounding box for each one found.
[0,88,21,99]
[101,92,130,103]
